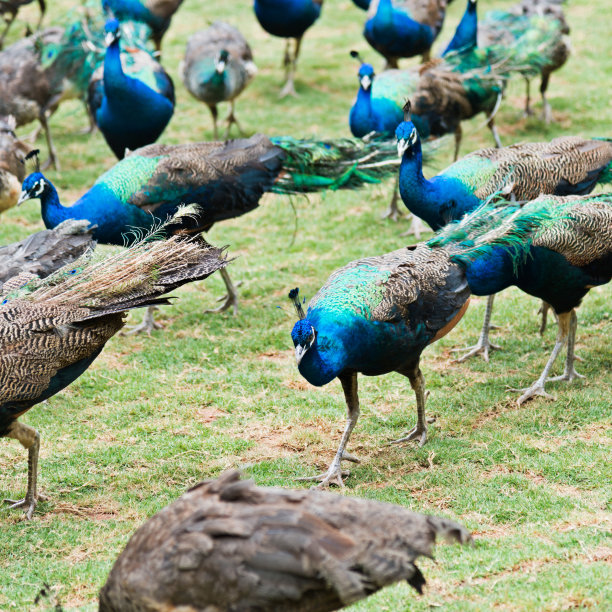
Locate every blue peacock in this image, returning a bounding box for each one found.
[396,105,612,359]
[253,0,322,97]
[87,19,174,159]
[289,194,611,485]
[441,0,477,57]
[181,21,257,140]
[363,0,450,69]
[17,136,403,328]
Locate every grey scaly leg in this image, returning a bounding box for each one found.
[124,305,163,335]
[205,267,239,315]
[452,295,501,362]
[209,105,219,141]
[512,310,571,405]
[225,100,244,138]
[381,174,404,221]
[540,73,552,124]
[523,77,534,117]
[297,372,360,487]
[548,310,585,383]
[453,125,463,161]
[4,421,40,520]
[280,37,300,97]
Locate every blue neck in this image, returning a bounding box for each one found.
[298,337,345,387]
[463,246,515,296]
[103,38,129,101]
[442,1,477,56]
[349,86,373,138]
[398,140,481,230]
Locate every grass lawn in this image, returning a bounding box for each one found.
[0,0,610,609]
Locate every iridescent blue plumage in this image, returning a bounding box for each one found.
[90,19,174,159]
[442,0,477,56]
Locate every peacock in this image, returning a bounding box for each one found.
[0,218,228,519]
[99,470,471,611]
[17,135,403,328]
[363,0,449,69]
[253,0,323,97]
[430,194,612,405]
[479,0,570,123]
[87,19,174,159]
[101,0,184,51]
[181,21,257,140]
[441,0,477,57]
[0,0,45,50]
[0,115,31,213]
[0,219,95,290]
[396,106,612,359]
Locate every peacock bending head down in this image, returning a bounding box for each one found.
[291,318,316,365]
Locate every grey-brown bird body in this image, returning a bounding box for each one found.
[0,220,96,290]
[0,115,31,212]
[99,470,471,611]
[0,229,228,518]
[182,21,257,139]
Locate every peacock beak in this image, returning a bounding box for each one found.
[295,345,306,365]
[17,190,30,206]
[397,138,409,158]
[105,31,117,46]
[360,75,372,91]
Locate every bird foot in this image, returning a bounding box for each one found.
[452,338,501,363]
[399,216,427,240]
[4,495,38,520]
[381,206,403,222]
[522,107,535,119]
[296,463,350,488]
[547,368,585,383]
[205,293,238,315]
[388,421,432,447]
[123,317,163,335]
[509,382,555,406]
[279,79,297,98]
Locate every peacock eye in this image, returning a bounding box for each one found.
[69,269,77,274]
[2,299,8,304]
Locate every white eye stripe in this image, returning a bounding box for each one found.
[34,179,46,196]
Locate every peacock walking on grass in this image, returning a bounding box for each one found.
[253,0,323,97]
[181,21,257,140]
[0,115,31,213]
[87,19,174,159]
[101,0,183,51]
[431,194,612,405]
[17,135,404,328]
[363,0,449,69]
[0,0,45,50]
[0,219,95,290]
[99,470,471,611]
[396,107,612,359]
[0,218,228,519]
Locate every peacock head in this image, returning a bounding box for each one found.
[291,319,317,366]
[216,49,229,74]
[395,101,419,158]
[18,172,51,205]
[349,50,374,91]
[105,18,121,46]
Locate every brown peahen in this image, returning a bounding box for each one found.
[0,115,31,213]
[99,470,471,611]
[0,220,228,519]
[181,21,257,139]
[0,219,95,290]
[0,0,45,50]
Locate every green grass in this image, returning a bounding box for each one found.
[1,0,611,610]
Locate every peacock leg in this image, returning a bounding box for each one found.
[511,310,571,405]
[421,49,431,64]
[488,118,502,149]
[124,305,163,335]
[381,175,404,221]
[4,421,40,520]
[225,100,244,138]
[279,37,299,97]
[0,14,16,50]
[547,310,585,383]
[209,105,219,141]
[538,300,553,335]
[453,125,462,161]
[540,73,552,124]
[452,295,501,362]
[78,101,97,135]
[39,112,59,171]
[204,267,239,315]
[36,0,46,29]
[389,361,430,447]
[400,215,427,240]
[523,77,534,117]
[297,372,360,488]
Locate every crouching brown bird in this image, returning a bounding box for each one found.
[99,470,471,611]
[0,219,228,519]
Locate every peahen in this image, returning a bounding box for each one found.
[99,470,471,611]
[479,0,570,123]
[253,0,323,97]
[0,219,228,519]
[181,21,257,140]
[363,0,449,69]
[430,194,612,405]
[17,135,403,326]
[87,19,174,159]
[396,107,612,359]
[0,115,30,213]
[101,0,184,51]
[0,219,95,290]
[0,0,45,50]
